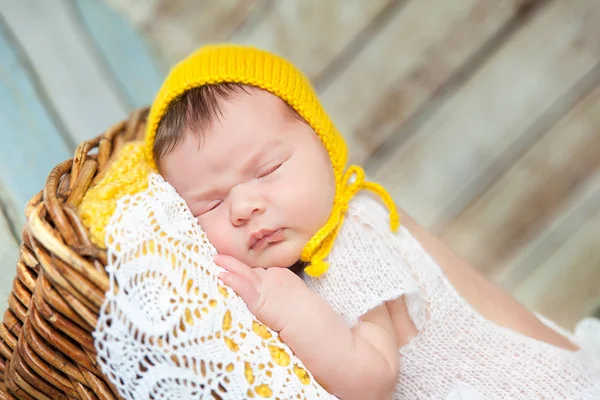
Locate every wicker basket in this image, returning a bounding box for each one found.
[0,109,149,400]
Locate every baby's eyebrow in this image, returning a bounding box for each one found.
[242,140,284,172]
[187,180,226,202]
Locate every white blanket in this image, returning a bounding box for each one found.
[93,174,335,400]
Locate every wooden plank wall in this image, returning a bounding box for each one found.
[103,0,600,329]
[0,0,598,329]
[0,0,164,308]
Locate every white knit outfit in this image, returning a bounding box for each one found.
[304,193,600,399]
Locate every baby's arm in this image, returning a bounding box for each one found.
[280,289,399,400]
[215,254,399,400]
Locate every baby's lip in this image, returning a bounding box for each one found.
[249,228,284,250]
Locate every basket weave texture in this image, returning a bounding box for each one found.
[0,109,149,400]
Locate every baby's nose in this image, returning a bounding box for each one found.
[229,185,265,225]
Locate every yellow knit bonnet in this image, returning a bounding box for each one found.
[79,44,399,277]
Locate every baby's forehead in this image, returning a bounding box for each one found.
[220,85,304,120]
[159,85,316,171]
[197,87,301,131]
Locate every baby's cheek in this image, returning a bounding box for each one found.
[206,226,244,259]
[204,226,226,251]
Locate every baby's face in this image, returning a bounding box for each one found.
[161,88,336,269]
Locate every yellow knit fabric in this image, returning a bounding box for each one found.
[79,44,399,277]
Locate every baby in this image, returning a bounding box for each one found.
[153,45,599,399]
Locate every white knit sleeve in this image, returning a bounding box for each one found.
[304,194,422,326]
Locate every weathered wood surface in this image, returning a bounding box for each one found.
[231,0,396,83]
[513,194,600,329]
[0,0,164,218]
[370,0,600,232]
[0,14,72,228]
[72,0,165,108]
[322,0,539,165]
[104,0,273,65]
[442,80,600,281]
[0,0,163,309]
[499,172,600,294]
[0,0,129,145]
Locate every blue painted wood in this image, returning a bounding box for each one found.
[0,207,19,308]
[1,0,129,145]
[0,19,72,221]
[73,0,166,108]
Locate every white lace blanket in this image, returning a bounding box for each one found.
[93,174,336,400]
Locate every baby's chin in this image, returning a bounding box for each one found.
[249,254,298,269]
[248,243,303,269]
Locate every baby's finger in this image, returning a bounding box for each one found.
[218,272,261,309]
[214,254,260,285]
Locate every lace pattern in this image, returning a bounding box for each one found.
[94,174,335,400]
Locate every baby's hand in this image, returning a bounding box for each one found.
[215,254,307,332]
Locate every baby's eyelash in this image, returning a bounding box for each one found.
[258,163,282,178]
[195,200,222,217]
[207,200,222,212]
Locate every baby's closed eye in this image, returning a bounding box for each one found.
[257,163,283,179]
[205,200,223,212]
[193,200,223,217]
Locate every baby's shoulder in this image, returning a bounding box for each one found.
[346,192,393,231]
[333,193,402,264]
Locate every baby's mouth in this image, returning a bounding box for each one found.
[249,228,285,251]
